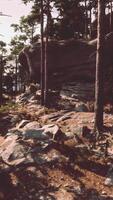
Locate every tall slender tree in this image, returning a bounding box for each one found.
[110,0,113,31]
[44,0,50,106]
[0,56,3,105]
[94,0,105,131]
[40,0,45,105]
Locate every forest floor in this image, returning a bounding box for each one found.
[0,87,113,200]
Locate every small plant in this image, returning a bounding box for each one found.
[0,102,18,113]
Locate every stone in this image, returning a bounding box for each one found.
[0,135,33,166]
[105,165,113,186]
[22,128,49,140]
[16,92,34,104]
[23,123,66,143]
[17,120,30,129]
[43,124,67,143]
[43,124,60,138]
[56,112,75,122]
[75,103,88,112]
[11,115,22,125]
[65,185,83,195]
[104,176,113,186]
[29,83,37,93]
[34,149,68,165]
[22,121,40,131]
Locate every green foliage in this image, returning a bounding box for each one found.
[0,102,18,113]
[21,0,87,39]
[10,36,25,55]
[0,41,7,55]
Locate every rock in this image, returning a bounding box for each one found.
[35,150,68,164]
[23,121,40,131]
[105,165,113,186]
[23,128,49,140]
[43,124,67,143]
[70,126,92,141]
[17,120,30,129]
[16,92,34,104]
[75,103,88,112]
[43,124,60,138]
[101,191,107,195]
[65,132,74,139]
[11,115,22,125]
[0,135,33,166]
[65,185,83,195]
[104,176,113,186]
[56,112,75,122]
[23,123,66,142]
[29,83,38,94]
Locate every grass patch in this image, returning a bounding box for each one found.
[0,102,19,113]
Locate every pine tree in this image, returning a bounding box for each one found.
[94,0,105,131]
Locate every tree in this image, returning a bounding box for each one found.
[40,0,45,105]
[10,36,26,55]
[94,0,105,131]
[0,41,7,55]
[11,15,38,44]
[0,56,3,105]
[21,0,87,40]
[44,0,50,105]
[0,41,7,104]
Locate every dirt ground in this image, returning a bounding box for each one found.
[0,101,113,200]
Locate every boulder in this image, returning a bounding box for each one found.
[75,103,88,112]
[17,119,30,129]
[0,135,33,166]
[22,123,66,142]
[22,121,40,131]
[105,165,113,186]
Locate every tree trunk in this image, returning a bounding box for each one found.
[94,0,105,131]
[84,0,88,39]
[89,2,92,39]
[110,0,113,32]
[44,0,50,106]
[15,55,18,93]
[40,0,45,106]
[0,56,3,105]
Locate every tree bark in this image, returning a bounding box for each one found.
[44,0,50,106]
[0,56,3,105]
[15,55,18,93]
[89,1,92,39]
[84,0,88,39]
[94,0,105,131]
[40,0,45,105]
[110,0,113,32]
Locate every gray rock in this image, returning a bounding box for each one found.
[22,128,49,140]
[0,135,33,166]
[35,150,68,165]
[104,176,113,186]
[65,185,83,195]
[11,115,22,125]
[75,103,88,112]
[104,165,113,186]
[29,83,38,93]
[17,120,30,129]
[43,124,59,137]
[23,123,63,142]
[16,92,34,103]
[57,112,75,122]
[23,121,40,131]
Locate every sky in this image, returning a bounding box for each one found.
[0,0,32,44]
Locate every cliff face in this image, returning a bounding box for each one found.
[19,39,95,82]
[19,33,113,86]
